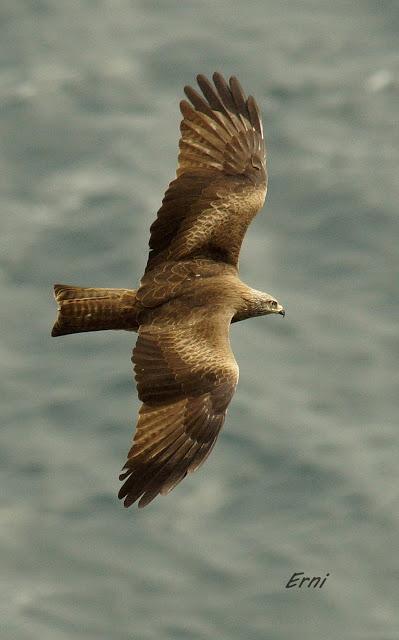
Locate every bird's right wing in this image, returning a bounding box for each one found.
[118,306,239,508]
[145,73,267,272]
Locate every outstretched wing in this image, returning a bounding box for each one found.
[145,72,267,272]
[118,307,239,508]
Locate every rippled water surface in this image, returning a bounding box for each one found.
[1,1,398,638]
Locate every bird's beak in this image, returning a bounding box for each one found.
[279,308,285,317]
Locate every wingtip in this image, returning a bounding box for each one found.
[196,72,207,84]
[212,71,223,83]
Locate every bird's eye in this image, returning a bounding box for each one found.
[270,301,277,309]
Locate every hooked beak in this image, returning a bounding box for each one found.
[279,308,286,317]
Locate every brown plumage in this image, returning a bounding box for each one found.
[52,73,285,508]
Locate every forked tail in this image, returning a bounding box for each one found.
[51,284,139,336]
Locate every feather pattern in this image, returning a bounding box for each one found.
[146,72,267,271]
[118,307,238,507]
[51,285,139,336]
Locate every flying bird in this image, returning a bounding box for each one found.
[52,72,285,508]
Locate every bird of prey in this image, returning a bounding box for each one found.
[52,72,285,508]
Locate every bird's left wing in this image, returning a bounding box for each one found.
[145,73,267,272]
[118,307,239,508]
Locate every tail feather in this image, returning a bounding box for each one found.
[51,284,139,337]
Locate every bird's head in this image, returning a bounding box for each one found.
[232,289,285,323]
[262,295,285,317]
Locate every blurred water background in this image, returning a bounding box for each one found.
[1,1,398,638]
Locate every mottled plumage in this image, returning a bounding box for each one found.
[52,73,285,508]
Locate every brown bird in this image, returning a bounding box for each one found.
[52,73,285,508]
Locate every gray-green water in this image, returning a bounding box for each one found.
[1,1,398,638]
